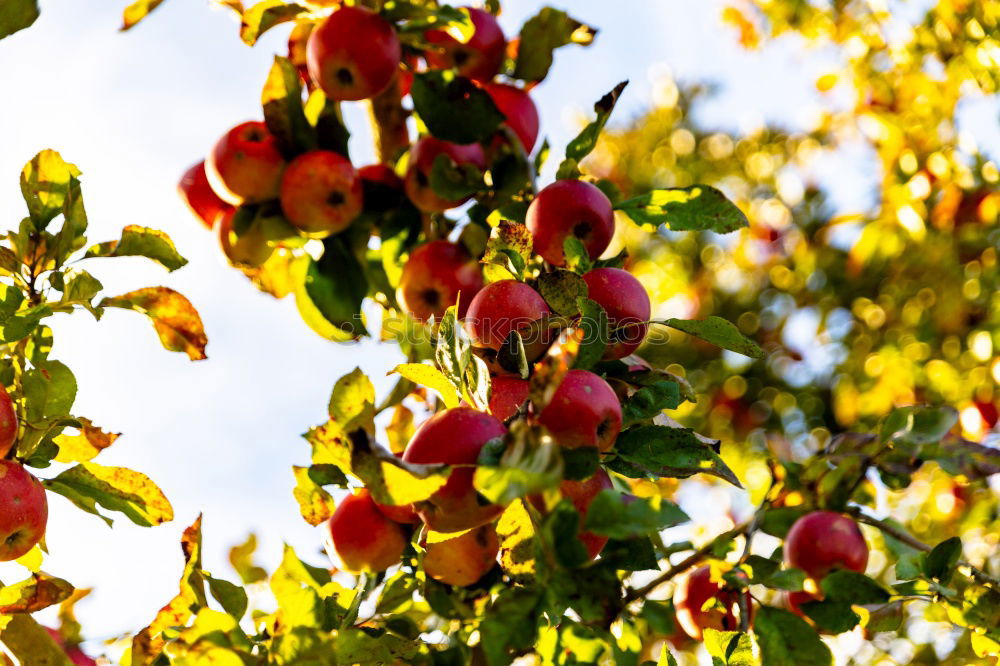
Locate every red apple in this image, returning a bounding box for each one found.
[325,488,408,573]
[425,7,505,82]
[404,136,486,212]
[306,6,401,101]
[488,376,530,421]
[464,280,552,352]
[279,150,363,237]
[402,406,506,532]
[582,268,651,360]
[485,83,540,153]
[374,501,420,525]
[529,467,613,560]
[526,180,615,266]
[784,511,869,579]
[178,161,234,229]
[359,163,405,212]
[0,460,48,561]
[44,628,98,666]
[673,566,752,640]
[538,369,622,451]
[205,121,285,205]
[399,240,484,321]
[422,522,499,587]
[0,388,17,458]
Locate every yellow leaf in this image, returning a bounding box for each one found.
[291,466,336,526]
[54,418,120,463]
[0,573,73,614]
[380,461,448,505]
[497,500,537,579]
[15,546,42,573]
[392,363,459,408]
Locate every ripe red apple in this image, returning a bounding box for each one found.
[425,7,505,82]
[402,406,506,532]
[205,122,285,205]
[404,136,486,212]
[399,240,484,321]
[374,501,420,525]
[538,369,622,451]
[488,376,530,421]
[178,161,234,229]
[582,268,651,360]
[306,6,401,101]
[0,388,17,458]
[0,460,48,561]
[485,83,540,153]
[464,280,552,352]
[673,566,752,640]
[325,488,408,573]
[422,522,499,587]
[279,150,363,237]
[529,467,613,560]
[784,511,869,580]
[359,163,405,213]
[526,180,615,266]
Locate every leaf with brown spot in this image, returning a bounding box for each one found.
[44,462,174,527]
[528,328,582,409]
[132,516,206,666]
[84,225,187,271]
[292,466,336,526]
[0,573,74,614]
[482,220,533,282]
[100,287,208,360]
[54,417,120,463]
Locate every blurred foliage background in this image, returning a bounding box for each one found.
[589,1,999,661]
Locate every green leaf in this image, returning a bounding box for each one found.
[600,536,659,571]
[84,225,187,271]
[474,430,563,504]
[480,587,544,666]
[767,568,807,591]
[703,628,756,666]
[513,7,597,83]
[0,0,39,39]
[462,354,492,411]
[0,284,25,321]
[882,405,959,445]
[434,304,472,384]
[583,490,689,539]
[537,269,587,316]
[205,573,248,620]
[800,600,859,634]
[335,628,420,664]
[573,298,608,370]
[820,571,890,604]
[241,1,307,46]
[562,446,599,481]
[616,185,749,235]
[20,150,81,230]
[565,81,628,162]
[563,236,593,273]
[120,0,164,30]
[759,506,810,538]
[262,54,315,155]
[753,606,832,666]
[429,152,486,201]
[923,536,962,583]
[0,304,51,344]
[610,425,742,487]
[621,381,681,426]
[52,268,103,306]
[43,462,174,527]
[411,70,505,144]
[545,502,591,568]
[300,235,368,339]
[660,316,764,359]
[497,330,530,378]
[22,361,77,424]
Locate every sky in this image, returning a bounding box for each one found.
[0,0,874,651]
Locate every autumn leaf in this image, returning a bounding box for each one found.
[100,287,208,360]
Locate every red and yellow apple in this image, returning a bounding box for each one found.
[325,488,408,573]
[205,121,285,205]
[402,406,506,532]
[399,240,484,321]
[673,566,752,640]
[279,150,363,237]
[178,161,234,229]
[422,522,499,587]
[0,460,48,562]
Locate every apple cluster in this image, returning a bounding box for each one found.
[177,5,541,272]
[0,388,49,564]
